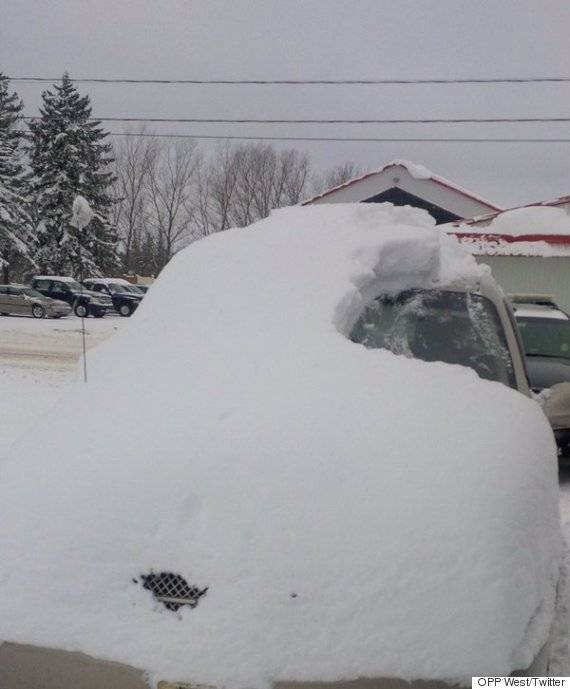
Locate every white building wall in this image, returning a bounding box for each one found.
[308,165,496,219]
[478,256,570,311]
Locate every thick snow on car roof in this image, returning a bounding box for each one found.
[0,203,561,688]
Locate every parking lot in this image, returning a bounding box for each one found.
[0,314,123,372]
[0,315,124,459]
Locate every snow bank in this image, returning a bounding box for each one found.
[0,203,561,688]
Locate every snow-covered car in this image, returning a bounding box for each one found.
[0,284,71,318]
[0,204,562,689]
[511,295,570,454]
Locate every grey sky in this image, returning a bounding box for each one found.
[2,0,570,207]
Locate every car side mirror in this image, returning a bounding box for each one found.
[543,382,570,431]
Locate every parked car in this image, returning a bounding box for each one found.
[511,294,570,452]
[82,278,143,317]
[351,286,570,460]
[0,284,71,319]
[0,205,562,688]
[104,279,149,296]
[31,276,113,318]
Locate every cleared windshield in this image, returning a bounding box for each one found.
[107,284,130,294]
[517,317,570,360]
[350,290,516,388]
[63,281,82,291]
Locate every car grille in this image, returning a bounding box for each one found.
[139,571,208,612]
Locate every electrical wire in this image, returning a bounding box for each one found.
[21,116,570,124]
[105,132,570,143]
[9,76,570,85]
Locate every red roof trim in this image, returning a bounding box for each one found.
[452,231,570,245]
[301,162,500,211]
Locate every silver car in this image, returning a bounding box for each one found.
[0,274,560,689]
[0,284,71,319]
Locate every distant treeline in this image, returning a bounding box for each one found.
[0,73,363,284]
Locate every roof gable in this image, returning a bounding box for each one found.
[303,161,501,219]
[362,187,462,224]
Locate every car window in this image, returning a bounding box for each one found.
[53,282,70,291]
[350,289,516,388]
[7,287,23,295]
[517,317,570,360]
[108,284,129,294]
[34,280,51,291]
[0,286,8,295]
[23,288,44,298]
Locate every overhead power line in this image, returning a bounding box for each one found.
[107,132,570,143]
[21,115,570,124]
[10,76,570,85]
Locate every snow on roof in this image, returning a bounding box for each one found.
[463,206,570,237]
[0,204,559,688]
[384,158,433,180]
[302,160,502,211]
[457,236,570,258]
[83,277,131,285]
[449,206,570,256]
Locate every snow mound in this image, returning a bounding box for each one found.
[0,203,561,688]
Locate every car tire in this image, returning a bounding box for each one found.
[74,302,88,318]
[118,303,132,317]
[31,304,46,319]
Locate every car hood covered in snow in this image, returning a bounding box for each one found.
[0,203,561,688]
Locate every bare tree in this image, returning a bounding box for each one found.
[193,143,311,237]
[112,129,157,273]
[112,132,363,275]
[145,139,201,272]
[311,161,364,196]
[194,143,240,238]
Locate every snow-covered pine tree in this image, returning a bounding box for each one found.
[0,74,35,283]
[29,72,119,277]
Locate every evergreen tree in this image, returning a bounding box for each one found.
[0,74,35,283]
[29,73,119,277]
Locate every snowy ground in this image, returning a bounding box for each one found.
[0,314,123,459]
[0,307,569,677]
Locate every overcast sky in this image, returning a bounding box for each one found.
[2,0,570,207]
